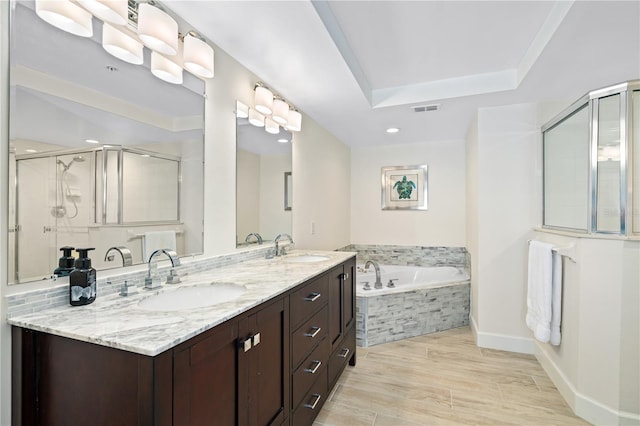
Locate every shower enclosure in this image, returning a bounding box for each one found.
[542,80,640,236]
[11,146,181,283]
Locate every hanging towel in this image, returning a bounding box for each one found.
[526,241,554,344]
[550,250,563,345]
[143,230,176,262]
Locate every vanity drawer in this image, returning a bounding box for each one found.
[292,305,329,368]
[328,326,355,388]
[290,274,329,328]
[292,335,330,408]
[292,369,328,426]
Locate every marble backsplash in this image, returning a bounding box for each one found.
[337,244,470,270]
[5,244,283,319]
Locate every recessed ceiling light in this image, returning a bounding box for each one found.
[277,138,290,143]
[386,127,400,134]
[85,139,100,144]
[25,149,38,153]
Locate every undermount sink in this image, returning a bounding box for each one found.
[138,282,247,311]
[284,254,330,263]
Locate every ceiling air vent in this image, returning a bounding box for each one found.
[412,104,441,113]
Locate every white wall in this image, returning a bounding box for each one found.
[350,140,466,247]
[259,153,292,240]
[465,115,479,325]
[293,116,351,250]
[467,102,540,351]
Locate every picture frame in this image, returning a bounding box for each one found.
[381,165,428,210]
[284,171,292,211]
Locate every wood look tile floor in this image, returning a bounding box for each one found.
[314,327,589,426]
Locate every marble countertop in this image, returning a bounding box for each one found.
[7,250,355,356]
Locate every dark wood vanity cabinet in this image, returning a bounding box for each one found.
[12,258,355,426]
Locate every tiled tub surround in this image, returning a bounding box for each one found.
[6,248,355,356]
[338,245,471,347]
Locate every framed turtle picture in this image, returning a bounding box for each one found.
[381,165,428,210]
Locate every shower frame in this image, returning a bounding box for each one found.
[542,80,640,237]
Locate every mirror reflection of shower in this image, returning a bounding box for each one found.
[52,155,86,219]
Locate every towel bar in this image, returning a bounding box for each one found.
[528,240,577,263]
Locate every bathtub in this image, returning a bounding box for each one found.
[355,264,471,347]
[356,264,469,296]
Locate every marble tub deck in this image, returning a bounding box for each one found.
[7,250,355,356]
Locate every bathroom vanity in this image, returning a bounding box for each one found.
[10,251,356,426]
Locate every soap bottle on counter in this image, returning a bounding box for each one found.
[69,248,96,306]
[53,246,75,277]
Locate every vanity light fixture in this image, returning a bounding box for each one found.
[254,84,274,115]
[277,138,290,144]
[235,101,249,119]
[252,82,303,135]
[77,0,128,26]
[271,98,289,126]
[150,51,183,84]
[35,0,94,37]
[182,32,214,79]
[136,2,178,56]
[265,117,280,134]
[248,108,265,127]
[386,127,400,134]
[102,22,144,65]
[286,109,302,132]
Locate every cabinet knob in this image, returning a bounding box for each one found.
[303,393,322,410]
[304,292,321,302]
[304,359,322,374]
[239,338,252,353]
[304,326,321,338]
[252,332,261,347]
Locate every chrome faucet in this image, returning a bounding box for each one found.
[145,249,181,288]
[274,233,294,256]
[364,260,383,289]
[244,232,263,245]
[104,246,133,267]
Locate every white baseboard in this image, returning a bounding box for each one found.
[535,342,640,426]
[470,315,535,354]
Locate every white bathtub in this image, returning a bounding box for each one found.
[356,264,469,297]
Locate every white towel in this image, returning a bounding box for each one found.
[143,230,176,262]
[526,241,555,344]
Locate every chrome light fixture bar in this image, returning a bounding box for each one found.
[34,0,215,84]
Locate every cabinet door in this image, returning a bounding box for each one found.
[329,260,356,352]
[173,320,240,426]
[240,297,290,426]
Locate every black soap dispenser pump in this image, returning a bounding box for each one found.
[69,248,96,306]
[54,246,75,277]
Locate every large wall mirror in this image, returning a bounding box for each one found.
[236,106,292,247]
[8,1,205,284]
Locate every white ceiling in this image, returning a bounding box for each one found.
[167,0,640,148]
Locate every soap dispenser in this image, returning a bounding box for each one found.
[53,246,75,277]
[69,248,96,306]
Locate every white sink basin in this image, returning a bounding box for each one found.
[285,254,330,263]
[138,282,247,311]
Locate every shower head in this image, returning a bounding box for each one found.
[57,155,86,171]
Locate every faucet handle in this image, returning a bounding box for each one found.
[165,268,183,284]
[144,275,162,290]
[119,280,139,296]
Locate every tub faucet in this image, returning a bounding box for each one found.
[274,233,294,256]
[104,246,133,267]
[364,260,383,289]
[244,232,263,245]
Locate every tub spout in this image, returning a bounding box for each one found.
[364,260,383,289]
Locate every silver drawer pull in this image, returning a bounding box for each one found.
[338,348,350,358]
[304,360,322,374]
[304,292,321,302]
[304,393,322,410]
[304,326,321,338]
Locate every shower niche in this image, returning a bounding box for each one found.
[542,80,640,236]
[12,147,181,283]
